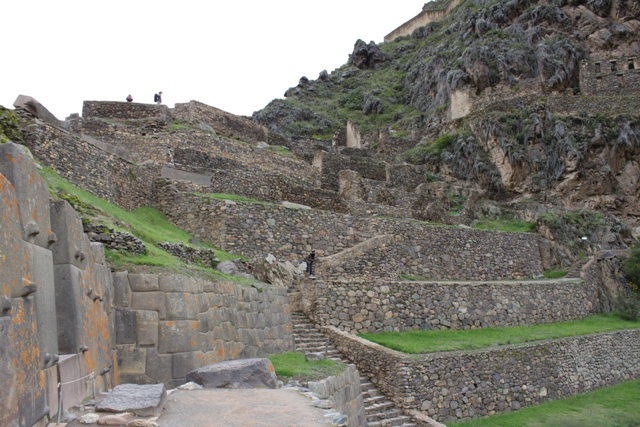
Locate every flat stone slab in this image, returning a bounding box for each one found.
[96,384,166,416]
[158,389,329,427]
[186,358,277,389]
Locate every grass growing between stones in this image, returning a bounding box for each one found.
[195,192,272,204]
[359,314,640,354]
[268,352,345,382]
[542,269,569,279]
[38,167,248,282]
[448,379,640,427]
[472,218,537,233]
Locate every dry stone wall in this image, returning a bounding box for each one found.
[308,364,367,427]
[113,272,294,388]
[152,181,356,261]
[315,150,388,191]
[321,218,543,281]
[173,100,274,145]
[326,327,640,424]
[303,279,601,334]
[21,118,159,211]
[83,101,172,122]
[0,143,116,426]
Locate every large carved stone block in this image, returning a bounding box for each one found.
[159,275,198,293]
[145,349,172,384]
[0,173,31,299]
[0,143,55,249]
[116,344,147,374]
[172,351,203,379]
[116,308,137,344]
[49,200,89,269]
[165,292,199,320]
[129,274,159,292]
[158,320,198,353]
[131,292,166,319]
[136,310,159,346]
[54,264,84,354]
[26,242,59,368]
[112,272,131,308]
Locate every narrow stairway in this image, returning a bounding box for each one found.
[290,312,416,427]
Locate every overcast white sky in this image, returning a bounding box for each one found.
[2,1,426,120]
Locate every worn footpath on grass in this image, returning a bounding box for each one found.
[158,389,330,427]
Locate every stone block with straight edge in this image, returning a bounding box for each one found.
[49,200,89,269]
[185,358,278,389]
[0,142,55,249]
[96,383,167,417]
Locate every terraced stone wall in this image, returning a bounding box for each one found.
[302,280,601,334]
[21,118,159,211]
[326,327,640,424]
[153,180,356,260]
[322,218,543,281]
[0,143,116,426]
[580,57,640,96]
[113,272,294,388]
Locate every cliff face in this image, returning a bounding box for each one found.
[253,0,640,234]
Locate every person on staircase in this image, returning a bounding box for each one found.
[305,250,316,278]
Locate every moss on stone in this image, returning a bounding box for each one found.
[0,106,23,143]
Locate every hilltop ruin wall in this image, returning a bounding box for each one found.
[384,0,461,42]
[580,57,640,96]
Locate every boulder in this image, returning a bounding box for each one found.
[80,413,101,424]
[98,415,129,426]
[96,384,167,417]
[186,358,278,389]
[252,256,294,287]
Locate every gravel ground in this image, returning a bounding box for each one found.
[158,388,331,427]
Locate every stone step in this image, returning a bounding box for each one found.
[367,417,415,427]
[365,400,395,414]
[363,395,387,406]
[366,408,401,421]
[360,382,376,391]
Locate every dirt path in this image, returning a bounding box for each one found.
[158,388,331,427]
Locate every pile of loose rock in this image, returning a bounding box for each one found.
[84,224,146,254]
[157,242,219,267]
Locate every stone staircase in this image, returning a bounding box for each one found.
[290,311,416,427]
[565,258,589,278]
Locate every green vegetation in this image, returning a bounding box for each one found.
[265,145,294,158]
[542,269,568,279]
[623,242,640,294]
[359,314,639,354]
[169,120,205,132]
[39,167,246,281]
[267,352,345,381]
[195,192,267,204]
[398,133,456,164]
[614,293,639,322]
[472,218,537,233]
[0,106,23,143]
[449,379,640,427]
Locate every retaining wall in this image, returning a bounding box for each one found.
[384,0,461,42]
[322,218,543,281]
[152,180,356,261]
[22,118,159,211]
[302,279,601,334]
[309,365,368,427]
[580,57,640,96]
[113,272,294,388]
[83,101,172,122]
[326,327,640,424]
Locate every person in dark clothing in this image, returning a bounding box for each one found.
[154,91,163,104]
[126,94,133,102]
[305,250,316,278]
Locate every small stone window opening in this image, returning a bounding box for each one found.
[595,63,601,74]
[629,60,635,70]
[611,61,617,72]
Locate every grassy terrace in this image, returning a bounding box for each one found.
[449,379,640,427]
[359,314,640,354]
[267,352,345,381]
[39,167,253,283]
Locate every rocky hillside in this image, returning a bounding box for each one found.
[253,0,640,237]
